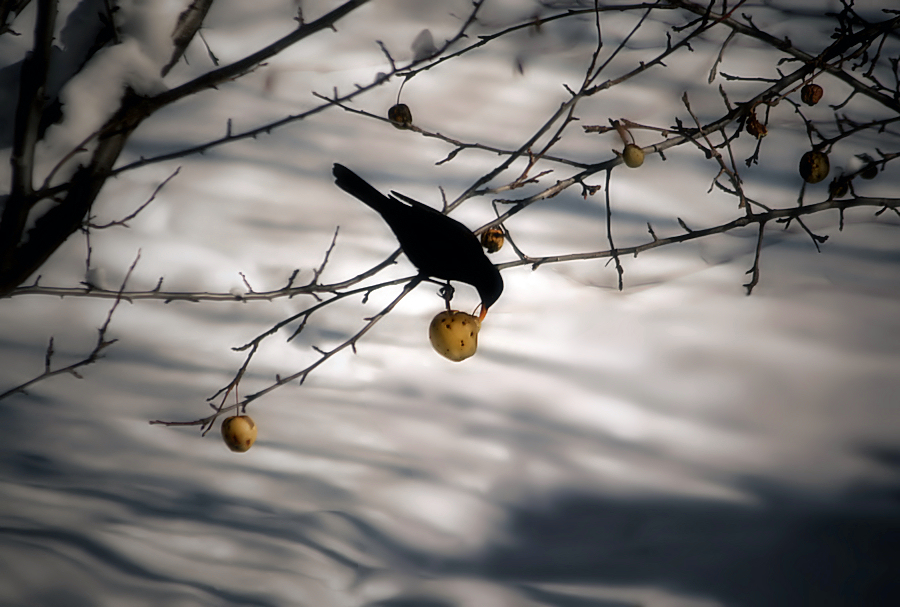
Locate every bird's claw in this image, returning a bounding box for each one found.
[439,283,455,310]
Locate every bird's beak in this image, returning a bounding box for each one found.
[478,305,489,321]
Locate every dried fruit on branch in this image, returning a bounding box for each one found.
[829,176,850,199]
[799,151,830,184]
[480,227,505,253]
[746,110,767,139]
[388,103,413,129]
[801,83,824,106]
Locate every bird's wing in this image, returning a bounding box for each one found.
[390,191,446,217]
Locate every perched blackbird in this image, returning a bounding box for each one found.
[333,163,503,317]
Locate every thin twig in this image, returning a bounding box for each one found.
[0,252,141,401]
[150,277,423,430]
[88,167,182,229]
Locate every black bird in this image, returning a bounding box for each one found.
[333,163,503,318]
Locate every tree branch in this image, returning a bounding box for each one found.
[502,197,900,271]
[0,252,140,401]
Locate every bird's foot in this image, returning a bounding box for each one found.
[439,282,455,310]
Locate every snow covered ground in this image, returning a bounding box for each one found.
[1,1,898,606]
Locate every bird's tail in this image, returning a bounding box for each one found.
[333,164,391,214]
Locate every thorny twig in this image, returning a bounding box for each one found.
[0,252,141,401]
[150,276,423,432]
[87,167,182,229]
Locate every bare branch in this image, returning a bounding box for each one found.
[87,167,182,229]
[150,277,424,430]
[162,0,215,77]
[0,252,141,401]
[743,220,766,294]
[498,197,900,271]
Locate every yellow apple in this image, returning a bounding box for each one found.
[429,310,481,362]
[221,415,258,452]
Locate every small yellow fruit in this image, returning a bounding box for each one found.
[221,415,258,452]
[388,103,413,129]
[428,310,481,362]
[480,227,505,253]
[799,150,830,184]
[621,143,644,168]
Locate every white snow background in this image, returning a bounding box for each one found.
[1,1,899,606]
